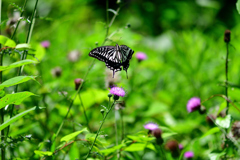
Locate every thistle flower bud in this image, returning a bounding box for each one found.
[224,30,231,43]
[51,67,62,77]
[165,140,180,158]
[152,128,163,145]
[74,78,84,90]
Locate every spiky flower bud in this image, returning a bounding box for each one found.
[224,30,231,43]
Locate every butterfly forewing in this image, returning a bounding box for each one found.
[89,44,134,78]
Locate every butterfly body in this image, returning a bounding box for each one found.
[89,44,134,78]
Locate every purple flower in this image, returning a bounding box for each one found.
[179,144,183,150]
[184,151,194,159]
[144,122,159,130]
[110,87,125,97]
[41,40,50,48]
[136,52,147,61]
[187,97,201,113]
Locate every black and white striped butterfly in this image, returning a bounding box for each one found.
[89,44,134,78]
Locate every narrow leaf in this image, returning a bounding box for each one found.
[215,114,231,129]
[124,143,146,152]
[0,59,38,71]
[201,127,220,138]
[0,35,16,47]
[61,128,88,142]
[0,92,35,110]
[34,150,53,157]
[237,0,240,14]
[15,43,35,51]
[0,106,44,131]
[0,76,38,90]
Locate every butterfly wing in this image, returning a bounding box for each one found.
[89,45,123,77]
[119,45,134,72]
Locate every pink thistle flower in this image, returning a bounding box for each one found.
[136,52,147,61]
[41,40,50,48]
[144,122,159,130]
[110,87,125,97]
[187,97,201,113]
[184,151,194,159]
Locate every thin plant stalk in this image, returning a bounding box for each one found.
[225,42,229,115]
[78,93,91,131]
[85,100,116,159]
[6,0,39,139]
[115,109,120,160]
[11,0,28,40]
[55,59,95,137]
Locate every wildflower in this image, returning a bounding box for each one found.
[179,144,183,150]
[136,52,147,62]
[110,87,125,100]
[165,140,180,158]
[224,30,231,43]
[187,97,201,113]
[74,78,84,90]
[184,151,194,159]
[144,122,159,131]
[51,67,62,77]
[41,40,50,48]
[152,128,163,145]
[68,50,81,62]
[232,121,240,139]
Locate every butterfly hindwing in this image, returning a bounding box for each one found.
[89,44,134,78]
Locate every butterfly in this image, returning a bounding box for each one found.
[89,44,134,78]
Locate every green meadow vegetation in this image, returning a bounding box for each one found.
[1,0,240,159]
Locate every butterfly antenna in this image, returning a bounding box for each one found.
[126,71,128,79]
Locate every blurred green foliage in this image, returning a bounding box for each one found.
[1,0,240,159]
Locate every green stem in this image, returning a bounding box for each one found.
[225,42,229,115]
[115,109,120,160]
[55,59,95,138]
[78,93,90,132]
[85,100,116,159]
[11,0,28,40]
[6,0,39,139]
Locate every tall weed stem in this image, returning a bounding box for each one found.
[225,42,229,114]
[85,100,116,159]
[6,0,39,139]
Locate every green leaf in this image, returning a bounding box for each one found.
[60,128,88,142]
[124,143,154,152]
[100,144,124,155]
[0,92,35,110]
[237,0,240,14]
[15,43,35,51]
[0,59,39,71]
[0,76,38,90]
[209,152,225,160]
[127,134,155,142]
[0,35,16,47]
[34,150,53,157]
[85,133,109,148]
[201,127,220,138]
[0,106,44,131]
[215,114,231,129]
[218,101,226,115]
